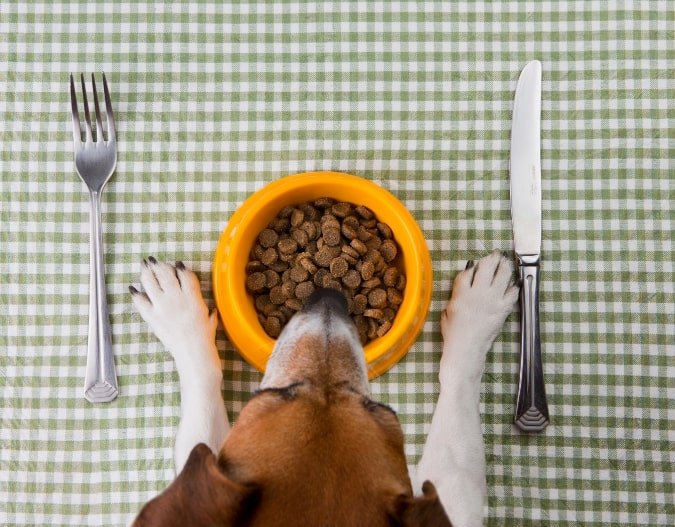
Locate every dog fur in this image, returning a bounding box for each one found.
[130,251,518,526]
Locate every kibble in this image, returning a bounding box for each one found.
[342,245,360,260]
[361,218,377,229]
[295,281,315,300]
[278,237,298,255]
[261,247,278,266]
[363,308,384,320]
[342,269,362,289]
[364,248,381,263]
[341,216,360,240]
[341,251,359,266]
[362,277,381,291]
[279,251,295,263]
[269,260,288,273]
[289,266,309,283]
[262,302,276,317]
[301,221,318,240]
[264,269,280,288]
[313,268,329,287]
[365,235,382,250]
[380,240,398,262]
[280,281,296,299]
[279,205,295,219]
[367,318,378,339]
[355,205,374,220]
[321,215,340,229]
[330,257,349,278]
[323,228,341,247]
[299,256,318,274]
[314,246,334,267]
[325,279,343,292]
[245,198,405,342]
[292,228,309,248]
[284,298,303,311]
[270,217,290,233]
[314,197,335,209]
[376,320,392,337]
[377,222,393,239]
[269,285,287,305]
[368,288,388,309]
[350,239,368,255]
[255,294,271,312]
[270,309,287,325]
[246,272,266,292]
[264,316,282,338]
[299,203,319,221]
[360,261,375,281]
[251,244,265,260]
[279,305,295,321]
[357,226,372,242]
[290,208,305,227]
[246,260,266,274]
[353,294,368,314]
[331,202,352,218]
[383,267,399,287]
[387,287,403,305]
[259,228,279,248]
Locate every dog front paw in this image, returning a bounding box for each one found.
[130,258,219,373]
[440,251,519,380]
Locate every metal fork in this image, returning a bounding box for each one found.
[70,73,119,403]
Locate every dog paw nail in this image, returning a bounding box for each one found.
[129,285,139,295]
[148,256,158,264]
[176,261,185,270]
[465,260,474,269]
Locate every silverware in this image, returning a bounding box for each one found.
[69,73,119,403]
[509,60,549,432]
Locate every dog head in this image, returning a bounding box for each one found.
[134,289,451,526]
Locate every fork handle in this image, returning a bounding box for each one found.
[514,258,549,432]
[84,190,119,403]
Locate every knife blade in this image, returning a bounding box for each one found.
[509,60,550,432]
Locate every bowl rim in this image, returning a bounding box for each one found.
[213,171,432,379]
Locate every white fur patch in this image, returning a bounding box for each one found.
[261,307,368,392]
[415,251,519,527]
[131,260,230,473]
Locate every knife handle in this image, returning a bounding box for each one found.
[514,257,549,432]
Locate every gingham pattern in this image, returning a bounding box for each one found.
[1,1,672,525]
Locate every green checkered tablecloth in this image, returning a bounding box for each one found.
[1,1,672,525]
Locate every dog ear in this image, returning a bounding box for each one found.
[390,480,453,527]
[132,443,258,527]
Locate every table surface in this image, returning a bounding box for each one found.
[1,1,672,525]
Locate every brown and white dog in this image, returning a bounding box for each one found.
[129,250,518,527]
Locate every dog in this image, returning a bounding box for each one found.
[129,250,518,526]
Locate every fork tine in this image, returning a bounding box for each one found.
[91,74,105,143]
[69,74,82,147]
[80,74,94,143]
[102,73,116,142]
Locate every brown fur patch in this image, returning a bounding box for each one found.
[391,481,453,526]
[218,383,412,526]
[133,443,258,527]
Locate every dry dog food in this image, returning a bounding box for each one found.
[245,198,406,344]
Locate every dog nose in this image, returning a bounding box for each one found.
[303,288,349,317]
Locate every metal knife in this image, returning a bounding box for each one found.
[509,60,550,432]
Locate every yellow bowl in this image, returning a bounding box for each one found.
[213,171,432,379]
